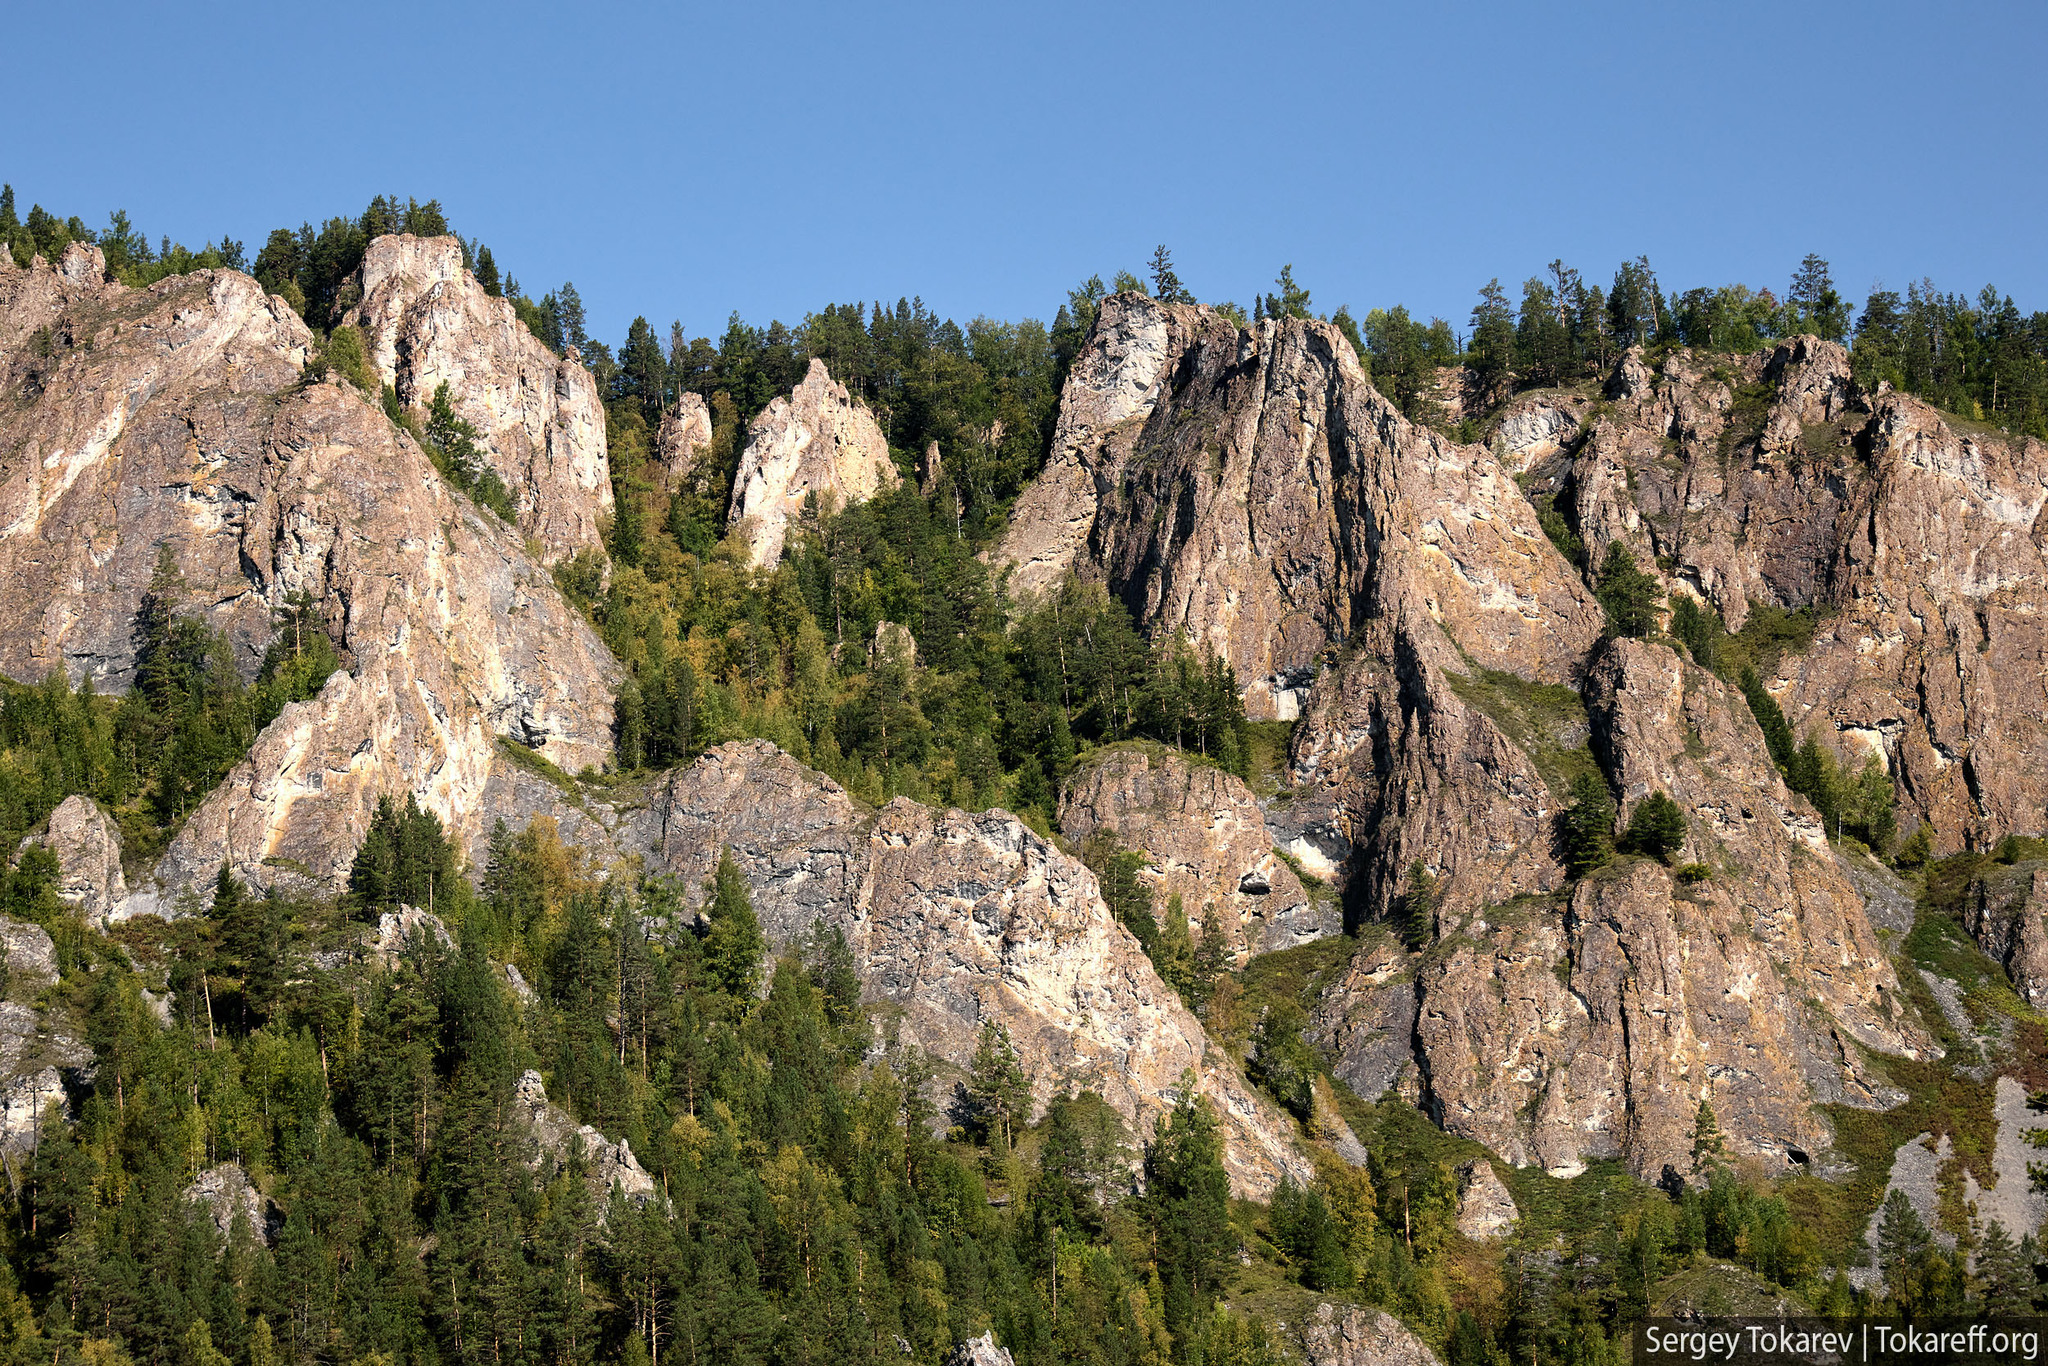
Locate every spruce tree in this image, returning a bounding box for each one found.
[702,847,765,1002]
[1622,792,1688,863]
[1148,245,1192,305]
[1560,772,1616,877]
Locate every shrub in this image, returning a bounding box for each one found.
[1623,792,1688,863]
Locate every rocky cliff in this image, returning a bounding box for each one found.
[1545,338,2048,852]
[343,234,612,561]
[996,292,1604,718]
[0,244,617,905]
[1056,744,1335,961]
[728,358,896,568]
[633,741,1311,1196]
[654,392,713,495]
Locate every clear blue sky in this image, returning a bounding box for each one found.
[11,0,2044,347]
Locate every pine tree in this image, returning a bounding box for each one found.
[1622,792,1687,863]
[702,847,765,1002]
[1560,772,1615,877]
[966,1020,1031,1149]
[1876,1189,1933,1311]
[1399,860,1438,949]
[1977,1220,2033,1316]
[1149,245,1192,305]
[1469,278,1516,386]
[1595,541,1664,637]
[1191,904,1231,1014]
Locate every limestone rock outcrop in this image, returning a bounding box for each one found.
[184,1162,273,1245]
[654,392,714,495]
[0,999,89,1153]
[1056,746,1334,961]
[0,919,57,991]
[637,741,1310,1196]
[1404,638,1925,1178]
[0,249,617,907]
[343,234,611,561]
[944,1333,1014,1366]
[1454,1159,1517,1241]
[1295,1303,1441,1366]
[1964,864,2048,1008]
[514,1070,656,1203]
[1546,337,2048,852]
[728,359,896,568]
[995,293,1605,718]
[40,795,125,924]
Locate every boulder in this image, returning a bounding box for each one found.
[728,359,897,568]
[513,1070,656,1205]
[343,234,612,561]
[184,1162,273,1245]
[1454,1159,1517,1241]
[945,1333,1013,1366]
[41,796,125,923]
[1295,1303,1441,1366]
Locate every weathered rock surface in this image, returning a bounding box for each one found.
[729,358,896,568]
[513,1069,656,1203]
[1552,337,2048,852]
[1408,639,1924,1178]
[0,918,57,991]
[184,1161,273,1245]
[0,999,89,1153]
[0,249,617,906]
[1964,863,2048,1008]
[944,1332,1014,1366]
[637,741,1310,1196]
[1295,1303,1441,1366]
[343,234,612,561]
[1454,1159,1517,1240]
[996,292,1604,718]
[1057,745,1333,961]
[39,795,125,923]
[653,392,714,495]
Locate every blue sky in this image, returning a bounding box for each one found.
[11,0,2044,347]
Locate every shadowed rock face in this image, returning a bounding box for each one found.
[996,292,1604,718]
[343,234,612,562]
[729,359,896,569]
[1056,745,1336,962]
[637,741,1311,1197]
[1558,337,2048,852]
[0,245,617,906]
[654,393,713,495]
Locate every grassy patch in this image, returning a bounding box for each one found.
[1245,719,1297,795]
[1441,667,1598,799]
[494,735,583,799]
[1652,1262,1811,1317]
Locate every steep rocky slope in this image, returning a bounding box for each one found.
[343,234,612,561]
[1056,745,1334,961]
[0,244,616,904]
[729,358,896,568]
[996,292,1603,717]
[631,741,1311,1196]
[1550,338,2048,852]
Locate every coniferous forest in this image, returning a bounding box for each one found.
[3,184,2048,1366]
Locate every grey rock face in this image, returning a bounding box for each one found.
[1454,1159,1517,1241]
[654,393,714,495]
[40,796,126,923]
[0,999,89,1153]
[729,359,896,568]
[945,1332,1014,1366]
[642,741,1311,1197]
[1964,864,2048,1008]
[0,251,618,906]
[0,919,57,990]
[513,1070,656,1205]
[1295,1303,1441,1366]
[344,234,612,561]
[184,1162,273,1245]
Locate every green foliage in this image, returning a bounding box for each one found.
[1248,1000,1319,1123]
[347,792,460,916]
[1559,772,1616,878]
[1594,540,1663,638]
[417,382,517,522]
[1852,278,2048,439]
[1621,792,1687,863]
[700,847,765,1001]
[1398,860,1437,950]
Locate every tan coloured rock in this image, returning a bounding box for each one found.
[1558,337,2048,851]
[641,741,1311,1196]
[1056,745,1335,961]
[1408,639,1924,1178]
[995,293,1604,718]
[728,358,896,568]
[40,795,125,923]
[0,254,617,906]
[654,392,714,495]
[343,234,612,561]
